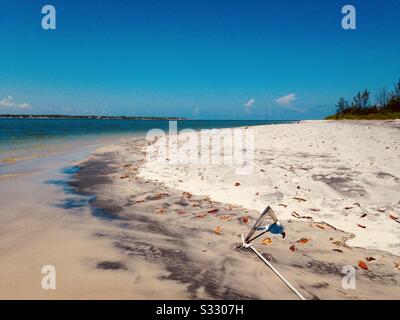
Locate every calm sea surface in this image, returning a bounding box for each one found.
[0,119,293,176]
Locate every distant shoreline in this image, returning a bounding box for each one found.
[0,114,187,120]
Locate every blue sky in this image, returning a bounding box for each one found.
[0,0,399,120]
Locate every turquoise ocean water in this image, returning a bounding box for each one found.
[0,119,292,176]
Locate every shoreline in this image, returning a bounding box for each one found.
[1,121,399,299]
[67,133,399,299]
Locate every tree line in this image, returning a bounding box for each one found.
[329,78,400,119]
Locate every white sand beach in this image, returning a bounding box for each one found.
[139,120,400,256]
[1,120,399,300]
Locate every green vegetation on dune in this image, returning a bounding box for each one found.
[326,78,400,120]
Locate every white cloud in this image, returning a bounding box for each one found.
[0,96,32,110]
[275,93,296,106]
[244,98,255,113]
[18,103,31,109]
[0,96,15,108]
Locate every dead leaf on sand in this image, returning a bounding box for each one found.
[353,202,361,207]
[358,261,369,270]
[278,203,288,208]
[377,208,386,213]
[310,208,320,212]
[241,216,249,224]
[234,182,241,186]
[208,208,219,214]
[219,215,231,221]
[182,191,192,199]
[297,238,310,245]
[357,224,366,229]
[289,245,296,252]
[333,249,343,253]
[261,238,272,245]
[366,257,376,262]
[345,206,354,210]
[394,262,400,270]
[315,224,325,230]
[389,215,400,224]
[214,226,222,235]
[292,212,302,219]
[147,193,169,200]
[293,197,307,202]
[361,213,368,218]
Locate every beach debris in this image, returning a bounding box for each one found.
[120,174,130,179]
[196,213,207,218]
[292,212,302,219]
[377,208,386,213]
[389,214,400,224]
[219,215,231,221]
[301,216,313,220]
[241,216,249,224]
[297,238,310,245]
[208,208,219,214]
[310,208,320,212]
[234,182,241,187]
[123,164,133,168]
[357,224,366,229]
[331,240,349,248]
[146,193,169,200]
[261,237,272,245]
[260,169,265,172]
[366,257,376,262]
[358,261,369,270]
[214,226,222,235]
[333,249,343,253]
[361,213,368,218]
[353,202,361,207]
[345,206,354,210]
[394,262,400,270]
[255,192,260,196]
[278,203,288,208]
[289,245,296,252]
[135,199,145,204]
[182,191,192,199]
[315,224,325,230]
[293,197,307,202]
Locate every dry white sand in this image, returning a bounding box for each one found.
[139,120,400,256]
